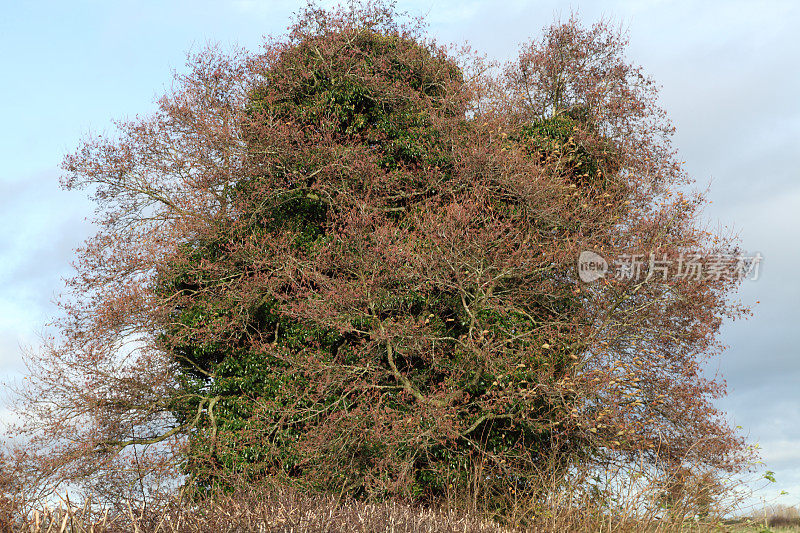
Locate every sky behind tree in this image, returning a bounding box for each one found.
[1,0,797,508]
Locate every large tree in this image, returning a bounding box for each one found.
[8,2,752,511]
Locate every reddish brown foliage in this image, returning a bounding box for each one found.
[5,2,753,513]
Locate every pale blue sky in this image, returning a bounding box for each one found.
[1,0,798,509]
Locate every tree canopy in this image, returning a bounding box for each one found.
[8,1,752,513]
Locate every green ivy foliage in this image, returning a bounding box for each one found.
[514,109,619,188]
[157,24,611,502]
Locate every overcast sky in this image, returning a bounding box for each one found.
[1,0,797,510]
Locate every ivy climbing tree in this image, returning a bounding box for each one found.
[9,2,752,513]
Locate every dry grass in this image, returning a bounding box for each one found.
[724,505,800,532]
[2,487,512,533]
[0,454,764,532]
[0,482,755,533]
